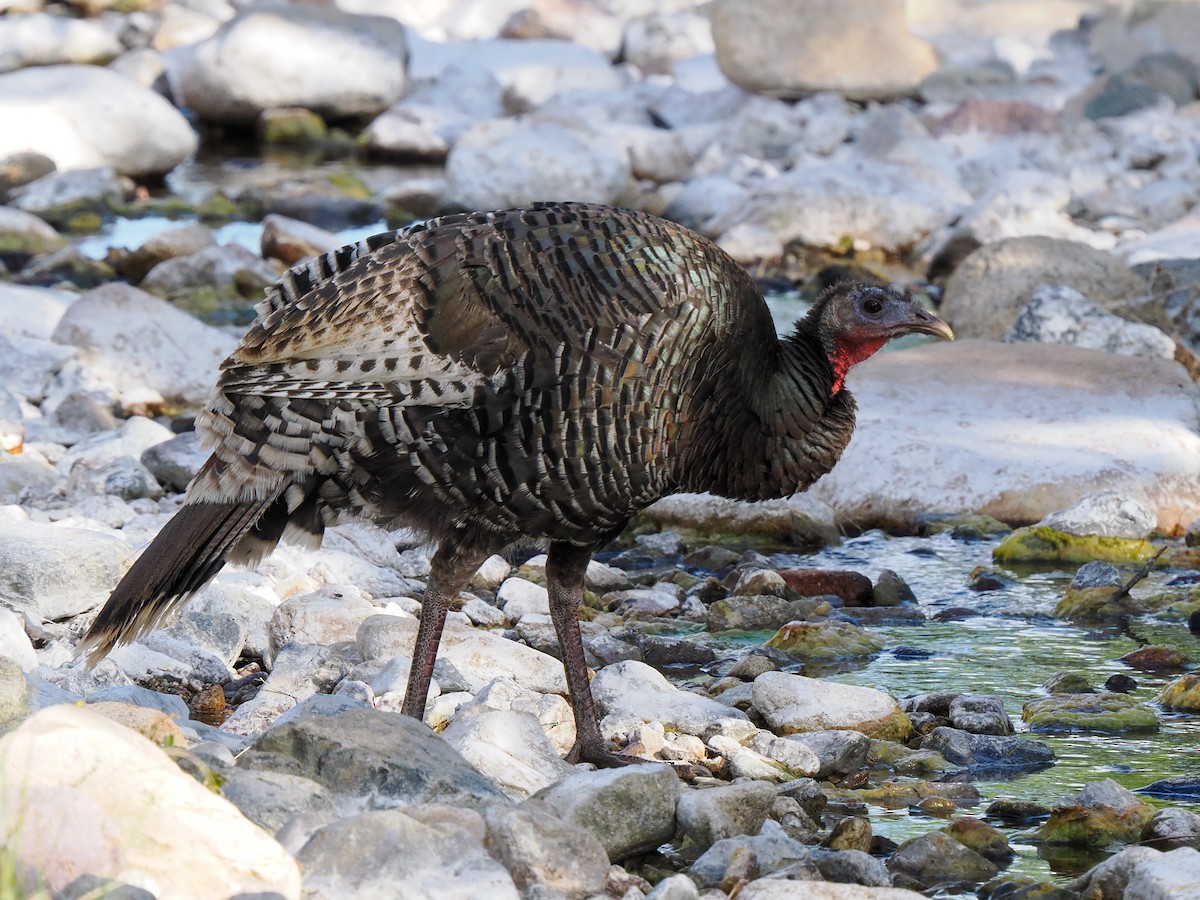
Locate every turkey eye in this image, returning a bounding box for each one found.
[863,297,883,315]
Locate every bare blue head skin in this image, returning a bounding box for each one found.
[806,284,954,392]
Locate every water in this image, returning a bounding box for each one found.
[706,531,1200,885]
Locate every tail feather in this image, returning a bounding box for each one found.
[79,491,282,665]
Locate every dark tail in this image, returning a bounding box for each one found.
[78,490,284,665]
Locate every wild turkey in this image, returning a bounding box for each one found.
[80,202,952,765]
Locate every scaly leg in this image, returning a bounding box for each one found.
[402,535,497,720]
[546,539,637,767]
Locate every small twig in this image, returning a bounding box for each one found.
[1110,547,1168,604]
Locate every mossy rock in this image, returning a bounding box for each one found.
[917,513,1012,539]
[1022,693,1159,733]
[827,779,980,810]
[765,620,884,660]
[1037,787,1156,847]
[258,108,329,147]
[993,526,1157,565]
[1053,585,1147,621]
[1158,673,1200,710]
[943,816,1013,862]
[1041,671,1094,693]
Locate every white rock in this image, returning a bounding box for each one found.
[592,660,748,740]
[752,672,909,738]
[749,731,821,777]
[445,115,632,211]
[1124,847,1200,900]
[0,519,128,620]
[0,333,75,405]
[0,283,74,341]
[139,243,278,298]
[469,553,512,590]
[11,167,126,218]
[0,451,60,505]
[1039,490,1158,540]
[711,0,937,101]
[1117,208,1200,266]
[1006,284,1177,360]
[56,416,174,478]
[472,676,576,755]
[266,585,377,668]
[51,284,236,407]
[220,643,354,735]
[258,542,422,600]
[622,9,714,75]
[811,340,1200,533]
[498,576,549,620]
[737,882,928,899]
[461,596,507,628]
[167,5,408,125]
[442,705,576,799]
[640,491,839,546]
[0,607,35,671]
[0,705,301,898]
[709,159,969,254]
[357,614,568,696]
[0,65,196,177]
[0,15,120,73]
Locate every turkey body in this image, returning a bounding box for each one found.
[81,202,950,765]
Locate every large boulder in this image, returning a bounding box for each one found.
[940,236,1150,341]
[812,340,1200,533]
[167,6,408,126]
[711,0,938,101]
[0,65,196,177]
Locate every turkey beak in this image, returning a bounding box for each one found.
[906,307,954,341]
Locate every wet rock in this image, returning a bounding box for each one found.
[677,780,777,852]
[705,594,824,632]
[357,614,568,696]
[779,569,873,605]
[887,831,998,890]
[266,585,376,668]
[711,0,936,101]
[482,800,610,898]
[784,729,870,780]
[0,705,300,898]
[220,768,335,834]
[987,798,1050,824]
[445,116,632,212]
[297,807,518,899]
[1023,692,1159,734]
[0,518,127,620]
[1120,645,1189,672]
[727,653,779,681]
[764,620,883,661]
[944,816,1012,862]
[1106,674,1139,693]
[1158,673,1200,711]
[1006,285,1176,361]
[1038,779,1157,847]
[735,882,927,899]
[0,16,120,73]
[1043,671,1095,694]
[872,569,916,607]
[1070,845,1162,898]
[140,431,206,493]
[639,492,839,547]
[753,672,913,742]
[533,763,680,860]
[940,237,1150,341]
[241,705,504,808]
[917,727,1055,774]
[259,213,341,267]
[441,705,575,799]
[948,695,1012,736]
[688,819,810,888]
[51,283,237,408]
[996,526,1156,567]
[593,659,747,738]
[1142,807,1200,851]
[1039,490,1158,539]
[168,6,408,126]
[10,167,126,227]
[0,65,195,178]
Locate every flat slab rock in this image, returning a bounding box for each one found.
[812,340,1200,532]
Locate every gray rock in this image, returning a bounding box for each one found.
[940,236,1149,341]
[1085,80,1174,120]
[441,705,576,799]
[1040,491,1158,539]
[711,0,936,101]
[783,730,870,780]
[54,875,154,900]
[918,727,1055,774]
[260,213,340,267]
[1006,284,1176,360]
[688,819,810,888]
[0,655,28,727]
[220,768,335,834]
[140,432,207,493]
[593,660,747,739]
[1125,846,1200,899]
[139,243,278,303]
[534,763,680,860]
[85,684,188,719]
[118,223,216,283]
[888,831,998,889]
[676,780,777,852]
[66,454,163,502]
[189,573,279,661]
[163,607,246,667]
[808,848,892,887]
[445,116,632,212]
[1071,561,1123,590]
[10,167,125,223]
[168,6,408,126]
[1143,807,1200,851]
[0,519,127,620]
[645,873,700,900]
[0,65,195,177]
[266,585,376,668]
[241,706,505,809]
[297,807,519,899]
[1071,845,1164,898]
[948,695,1012,737]
[483,800,610,898]
[220,642,356,735]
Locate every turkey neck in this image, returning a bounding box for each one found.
[678,326,845,503]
